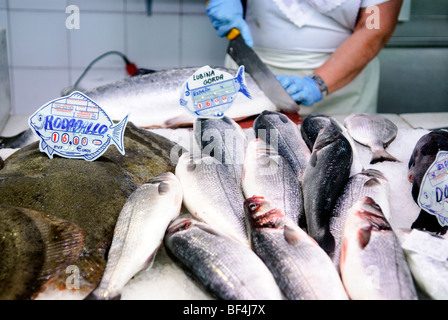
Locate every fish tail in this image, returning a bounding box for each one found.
[370,148,399,164]
[110,115,129,155]
[235,66,252,99]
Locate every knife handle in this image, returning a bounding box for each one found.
[226,28,240,40]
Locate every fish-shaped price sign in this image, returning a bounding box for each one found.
[179,65,251,119]
[418,151,448,227]
[29,91,128,161]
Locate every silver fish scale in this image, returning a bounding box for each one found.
[250,227,347,300]
[165,222,282,300]
[177,155,249,246]
[330,170,389,267]
[243,140,303,225]
[344,113,398,148]
[358,231,417,300]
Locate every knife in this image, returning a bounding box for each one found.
[226,29,300,113]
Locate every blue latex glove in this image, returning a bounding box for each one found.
[276,75,323,106]
[206,0,254,47]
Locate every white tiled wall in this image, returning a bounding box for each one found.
[0,0,228,117]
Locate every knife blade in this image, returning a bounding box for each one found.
[226,29,300,113]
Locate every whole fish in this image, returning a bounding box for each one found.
[244,196,348,300]
[344,113,399,164]
[84,172,182,300]
[28,91,128,161]
[330,169,391,267]
[253,110,311,179]
[242,138,304,226]
[302,125,353,253]
[193,116,247,186]
[408,130,448,235]
[175,152,249,246]
[0,128,37,149]
[340,197,418,300]
[300,113,363,176]
[164,217,283,300]
[85,67,276,128]
[0,205,84,300]
[396,229,448,300]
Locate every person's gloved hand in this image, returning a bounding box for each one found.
[206,0,254,47]
[276,75,323,106]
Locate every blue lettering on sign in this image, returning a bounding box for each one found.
[44,115,108,135]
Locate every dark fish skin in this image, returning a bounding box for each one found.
[253,110,311,179]
[0,156,3,170]
[0,129,36,149]
[300,114,343,151]
[408,130,448,235]
[302,125,353,254]
[0,205,84,300]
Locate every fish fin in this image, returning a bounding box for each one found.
[283,224,302,245]
[22,208,84,295]
[358,226,372,249]
[235,66,252,99]
[370,149,399,164]
[40,140,54,158]
[110,115,129,154]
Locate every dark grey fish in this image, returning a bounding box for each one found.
[244,196,348,300]
[302,125,353,253]
[163,217,283,300]
[329,169,391,267]
[0,128,36,149]
[0,205,84,300]
[340,197,418,300]
[253,110,311,180]
[344,113,399,164]
[300,113,344,151]
[408,129,448,235]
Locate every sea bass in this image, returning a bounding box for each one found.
[330,169,391,267]
[164,217,283,300]
[344,113,399,164]
[396,228,448,300]
[28,91,128,161]
[244,196,348,300]
[242,138,304,226]
[340,197,418,300]
[253,110,311,180]
[193,116,247,186]
[408,130,448,235]
[301,113,363,176]
[302,125,353,253]
[84,172,182,300]
[0,205,84,300]
[85,67,276,129]
[175,152,249,246]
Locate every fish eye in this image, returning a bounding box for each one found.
[249,203,258,211]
